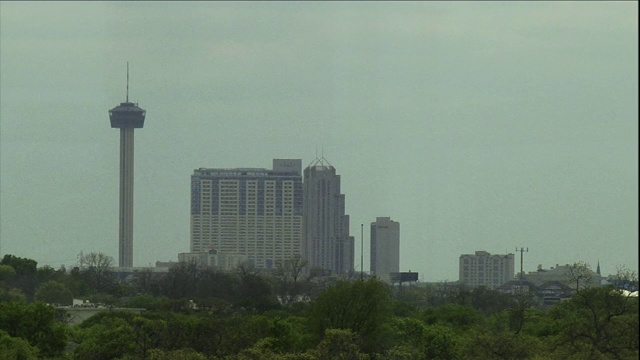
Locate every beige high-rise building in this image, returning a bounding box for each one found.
[459,250,515,289]
[190,159,303,270]
[303,157,354,276]
[370,217,400,282]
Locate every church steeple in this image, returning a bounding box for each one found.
[596,259,601,276]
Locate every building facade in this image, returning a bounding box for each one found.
[370,217,400,282]
[178,250,248,272]
[523,263,603,290]
[190,159,303,270]
[459,251,515,289]
[303,157,354,276]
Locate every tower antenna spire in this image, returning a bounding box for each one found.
[126,61,129,102]
[515,247,528,284]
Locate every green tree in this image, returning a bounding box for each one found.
[0,288,27,303]
[315,328,368,360]
[0,265,16,285]
[469,286,516,315]
[311,278,392,354]
[194,267,237,303]
[0,330,38,360]
[0,255,38,300]
[387,317,461,360]
[612,265,638,291]
[121,294,169,310]
[420,303,483,330]
[0,301,67,358]
[130,316,168,359]
[131,268,163,296]
[147,348,208,360]
[272,255,313,307]
[549,285,639,359]
[73,316,136,360]
[36,265,67,286]
[566,261,595,291]
[462,328,543,360]
[36,280,73,305]
[508,288,536,334]
[77,251,117,295]
[159,261,200,299]
[235,265,281,312]
[0,255,37,274]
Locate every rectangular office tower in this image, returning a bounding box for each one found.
[303,157,354,276]
[190,159,303,270]
[459,251,515,289]
[370,217,400,282]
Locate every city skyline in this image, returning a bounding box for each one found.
[0,2,637,281]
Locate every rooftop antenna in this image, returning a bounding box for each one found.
[126,61,129,102]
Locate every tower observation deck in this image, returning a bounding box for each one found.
[108,69,146,268]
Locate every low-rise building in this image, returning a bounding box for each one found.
[523,263,602,290]
[178,250,247,272]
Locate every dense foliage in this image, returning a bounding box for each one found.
[0,253,637,359]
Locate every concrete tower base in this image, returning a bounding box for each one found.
[119,127,134,267]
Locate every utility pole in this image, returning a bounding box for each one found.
[515,247,528,284]
[360,223,364,281]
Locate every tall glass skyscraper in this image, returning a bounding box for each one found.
[190,159,303,269]
[303,157,354,276]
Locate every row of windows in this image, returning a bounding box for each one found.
[462,274,506,279]
[462,265,506,271]
[462,258,509,265]
[192,220,302,224]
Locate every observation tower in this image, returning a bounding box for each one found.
[108,63,146,267]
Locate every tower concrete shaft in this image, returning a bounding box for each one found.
[119,127,135,267]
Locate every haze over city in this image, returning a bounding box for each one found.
[0,2,637,281]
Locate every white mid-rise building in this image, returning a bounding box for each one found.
[370,217,400,282]
[459,251,515,289]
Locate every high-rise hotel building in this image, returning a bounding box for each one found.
[459,250,515,289]
[370,217,400,282]
[303,157,354,276]
[190,159,303,269]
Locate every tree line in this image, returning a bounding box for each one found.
[0,253,638,359]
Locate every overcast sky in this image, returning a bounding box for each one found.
[1,1,637,281]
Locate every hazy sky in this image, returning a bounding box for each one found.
[1,2,637,281]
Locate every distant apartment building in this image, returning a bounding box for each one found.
[459,251,515,289]
[370,217,400,282]
[303,157,354,276]
[190,159,303,270]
